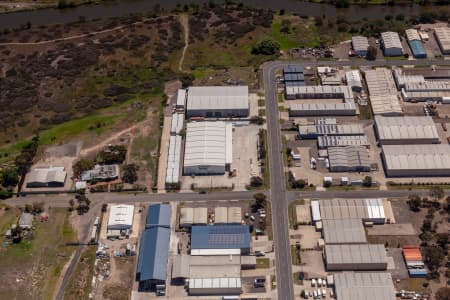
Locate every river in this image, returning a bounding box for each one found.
[0,0,431,29]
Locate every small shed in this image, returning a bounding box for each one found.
[180,207,194,227]
[193,207,208,225]
[227,207,242,224]
[214,207,228,224]
[295,205,311,225]
[19,212,33,229]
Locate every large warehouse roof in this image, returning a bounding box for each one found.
[172,254,241,279]
[317,135,369,148]
[322,219,367,244]
[381,31,402,49]
[26,166,66,187]
[352,36,369,53]
[187,86,248,111]
[365,69,402,115]
[298,123,365,137]
[325,244,387,269]
[318,198,385,222]
[146,204,171,228]
[327,146,370,172]
[382,144,450,176]
[334,272,396,300]
[191,225,250,250]
[374,116,439,143]
[435,27,450,53]
[136,226,170,282]
[184,121,232,168]
[108,204,134,229]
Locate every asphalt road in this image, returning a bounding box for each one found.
[263,60,294,300]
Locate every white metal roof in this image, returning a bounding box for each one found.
[193,207,208,224]
[381,31,402,49]
[184,121,232,168]
[166,135,182,183]
[345,70,362,88]
[435,27,450,51]
[327,146,370,169]
[27,166,66,185]
[405,28,421,41]
[180,207,194,225]
[311,200,321,222]
[318,198,385,221]
[375,115,439,142]
[170,113,184,135]
[404,81,450,92]
[108,204,134,227]
[176,89,187,107]
[382,144,450,171]
[285,85,354,102]
[393,68,425,88]
[351,36,369,52]
[318,135,370,148]
[298,123,364,136]
[187,86,248,111]
[189,277,242,289]
[334,272,396,300]
[227,207,242,224]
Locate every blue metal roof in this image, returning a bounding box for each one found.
[146,204,171,228]
[191,225,251,250]
[136,227,170,282]
[409,40,426,58]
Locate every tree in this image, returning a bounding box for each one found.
[122,164,138,184]
[430,186,444,202]
[435,287,450,300]
[73,158,95,177]
[425,246,445,272]
[251,39,280,56]
[366,45,377,60]
[32,202,44,213]
[1,167,19,187]
[250,176,264,187]
[75,193,90,215]
[408,194,422,212]
[253,193,267,211]
[363,176,372,187]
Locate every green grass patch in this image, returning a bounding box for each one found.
[278,92,284,103]
[291,244,302,265]
[268,17,320,50]
[256,258,270,269]
[258,99,265,107]
[258,109,266,117]
[293,272,303,285]
[191,67,216,80]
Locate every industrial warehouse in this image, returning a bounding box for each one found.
[327,146,370,172]
[297,119,365,139]
[434,26,450,55]
[381,144,450,177]
[186,86,249,118]
[321,219,367,244]
[374,115,440,145]
[351,36,369,57]
[364,68,402,115]
[183,121,233,175]
[380,31,403,56]
[405,29,426,58]
[286,85,357,116]
[333,272,396,300]
[25,166,67,188]
[324,244,388,271]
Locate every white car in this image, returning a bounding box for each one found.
[311,279,316,287]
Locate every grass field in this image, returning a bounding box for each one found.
[256,258,271,269]
[63,247,96,300]
[0,207,76,300]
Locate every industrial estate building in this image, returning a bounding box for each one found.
[327,146,371,172]
[381,144,450,177]
[286,85,357,116]
[374,116,440,145]
[434,27,450,55]
[283,65,305,85]
[81,164,119,183]
[186,86,249,118]
[322,219,367,244]
[136,204,172,292]
[364,68,402,115]
[313,198,386,224]
[107,204,135,231]
[324,244,388,271]
[405,29,426,58]
[165,135,182,185]
[333,272,396,300]
[298,120,365,139]
[26,166,67,188]
[214,207,242,224]
[345,70,363,91]
[380,31,403,56]
[190,225,251,256]
[179,207,208,227]
[183,121,232,175]
[351,36,369,57]
[317,135,370,148]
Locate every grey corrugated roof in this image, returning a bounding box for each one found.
[375,116,439,143]
[187,86,248,111]
[325,244,387,265]
[322,219,367,244]
[352,36,369,52]
[191,225,250,250]
[328,146,370,171]
[146,204,171,228]
[136,227,170,282]
[382,144,450,171]
[334,272,396,300]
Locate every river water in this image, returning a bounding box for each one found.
[0,0,430,29]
